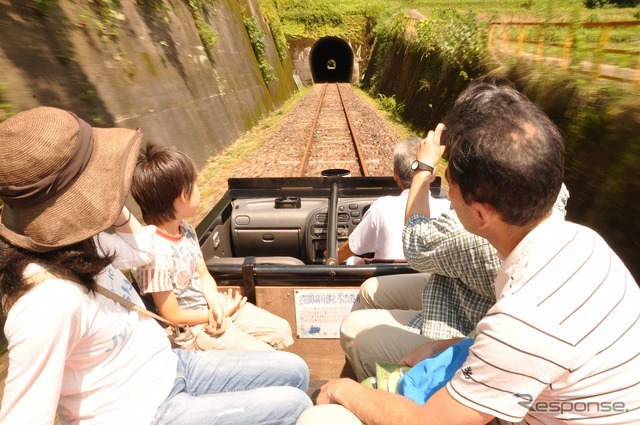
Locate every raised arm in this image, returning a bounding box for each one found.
[405,124,446,222]
[96,206,157,269]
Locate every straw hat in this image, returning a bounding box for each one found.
[0,106,143,252]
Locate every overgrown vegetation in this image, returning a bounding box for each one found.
[187,0,219,50]
[135,0,170,18]
[33,0,56,15]
[83,0,125,41]
[401,0,638,21]
[279,0,395,43]
[257,0,289,62]
[584,0,639,8]
[243,15,277,83]
[375,94,405,122]
[0,83,16,123]
[414,9,489,72]
[363,8,489,131]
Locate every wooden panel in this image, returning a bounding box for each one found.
[255,286,357,381]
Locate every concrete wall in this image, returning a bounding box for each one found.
[0,0,297,168]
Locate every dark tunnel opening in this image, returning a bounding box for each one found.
[310,37,354,83]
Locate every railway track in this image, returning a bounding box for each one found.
[297,83,369,177]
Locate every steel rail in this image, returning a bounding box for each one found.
[335,83,369,177]
[297,83,369,177]
[297,83,328,177]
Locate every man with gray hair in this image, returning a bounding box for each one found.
[336,137,450,264]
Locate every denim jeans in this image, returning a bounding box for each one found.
[152,349,313,425]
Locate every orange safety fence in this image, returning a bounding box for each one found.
[401,15,639,86]
[488,21,640,86]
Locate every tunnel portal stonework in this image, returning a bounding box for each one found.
[290,37,365,85]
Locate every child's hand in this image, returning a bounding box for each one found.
[221,288,247,316]
[204,305,226,336]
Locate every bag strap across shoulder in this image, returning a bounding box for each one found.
[93,284,180,327]
[26,268,183,328]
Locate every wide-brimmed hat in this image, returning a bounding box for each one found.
[0,106,143,252]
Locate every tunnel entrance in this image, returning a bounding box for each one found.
[310,37,354,83]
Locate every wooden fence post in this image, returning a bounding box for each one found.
[562,28,574,69]
[537,26,546,61]
[518,25,526,57]
[635,54,640,88]
[488,24,495,50]
[501,24,508,50]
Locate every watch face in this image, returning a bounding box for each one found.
[411,160,419,170]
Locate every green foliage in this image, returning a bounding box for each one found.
[279,0,399,41]
[584,0,639,8]
[414,9,489,70]
[55,48,74,64]
[244,16,277,83]
[282,4,343,30]
[76,82,97,101]
[521,0,535,8]
[375,94,405,122]
[33,0,56,14]
[86,0,124,40]
[362,9,488,132]
[187,0,219,50]
[136,0,168,15]
[258,0,289,62]
[0,83,16,124]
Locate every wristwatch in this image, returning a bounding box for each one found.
[411,160,434,173]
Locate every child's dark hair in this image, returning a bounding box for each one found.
[131,144,198,225]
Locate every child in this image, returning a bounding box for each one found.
[130,143,294,351]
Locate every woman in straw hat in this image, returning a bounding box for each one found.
[0,107,312,424]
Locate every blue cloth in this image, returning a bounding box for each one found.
[397,337,474,405]
[152,349,313,424]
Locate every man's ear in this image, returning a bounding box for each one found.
[392,170,403,188]
[471,201,497,230]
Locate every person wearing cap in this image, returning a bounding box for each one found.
[296,82,640,424]
[0,107,312,424]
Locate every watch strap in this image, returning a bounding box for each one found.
[413,160,435,173]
